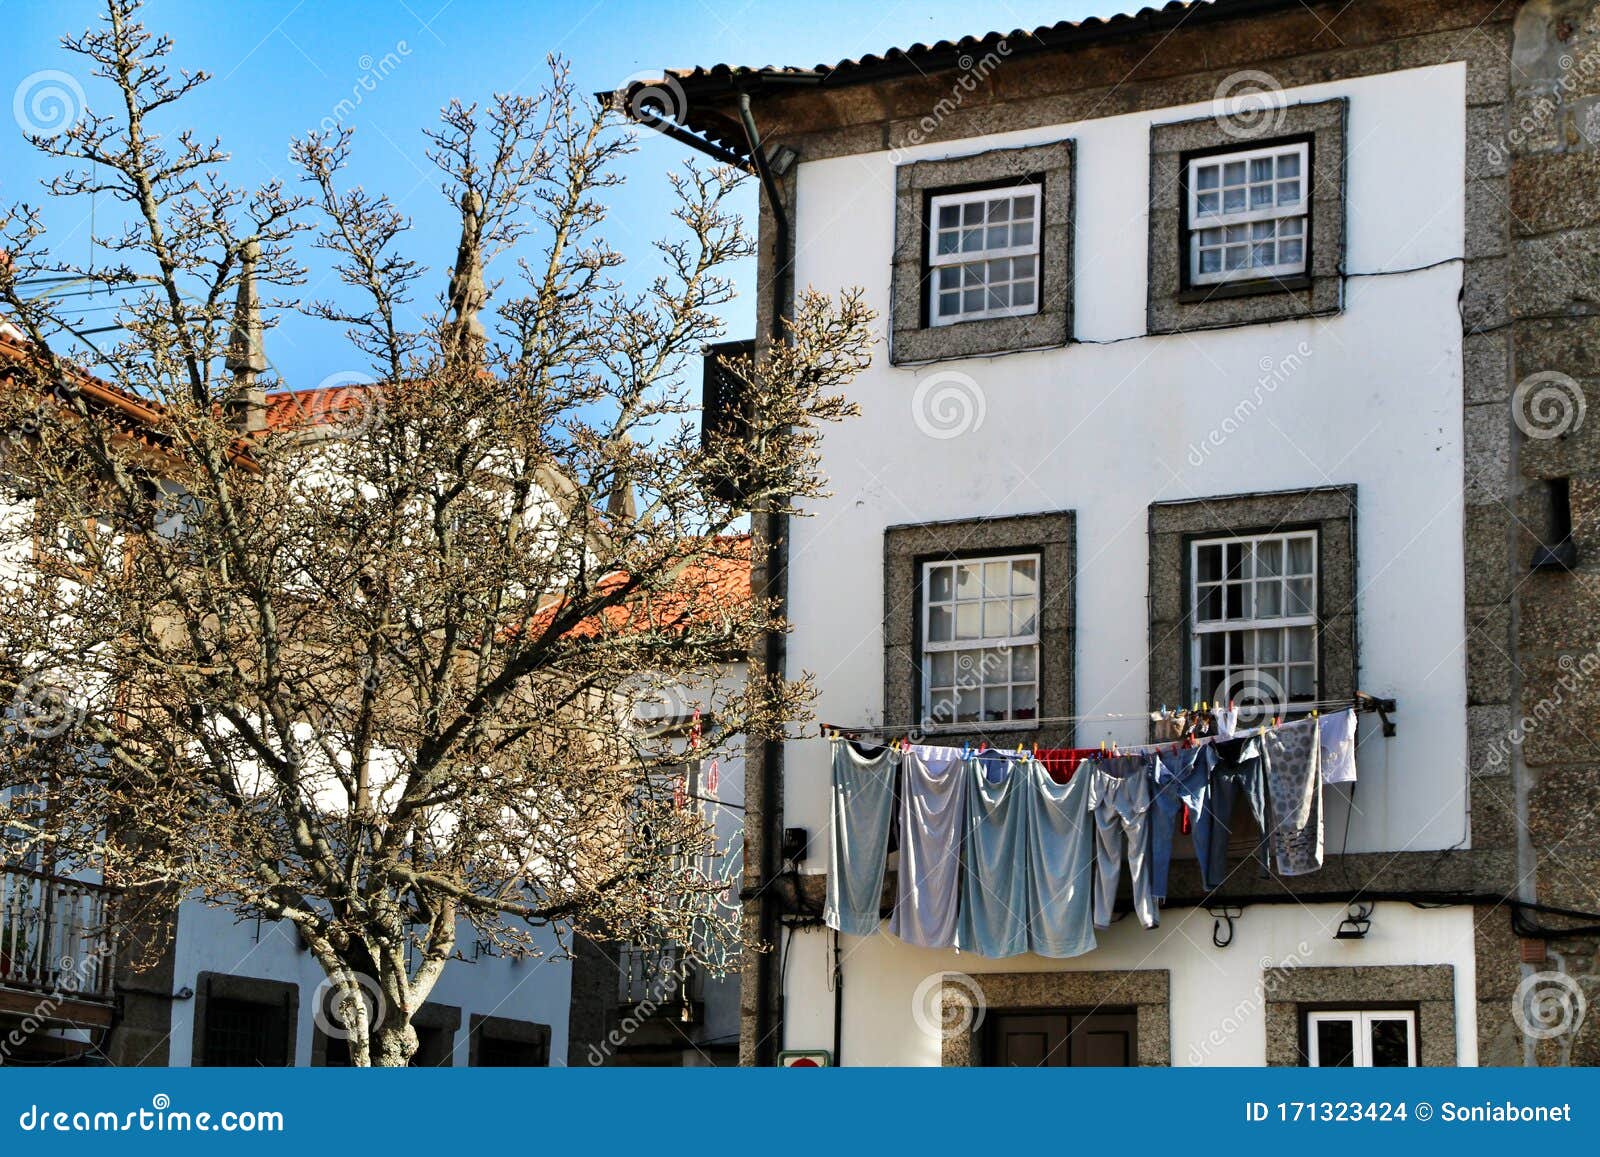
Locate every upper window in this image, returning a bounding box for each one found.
[927,185,1041,326]
[1187,142,1308,286]
[1306,1010,1416,1067]
[1190,530,1317,713]
[921,553,1040,726]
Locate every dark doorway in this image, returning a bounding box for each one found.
[984,1009,1137,1067]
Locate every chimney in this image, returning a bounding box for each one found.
[225,238,268,434]
[443,189,488,367]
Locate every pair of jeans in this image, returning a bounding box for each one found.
[1149,744,1217,900]
[1197,734,1271,890]
[1087,755,1157,929]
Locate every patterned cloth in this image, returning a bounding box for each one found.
[1263,718,1324,876]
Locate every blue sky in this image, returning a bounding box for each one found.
[3,0,1123,388]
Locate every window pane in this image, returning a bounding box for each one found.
[1011,682,1037,720]
[1288,664,1314,699]
[956,689,980,723]
[1257,630,1283,662]
[1011,598,1037,637]
[1223,161,1246,184]
[1012,648,1037,681]
[1314,1019,1355,1067]
[955,603,981,640]
[962,202,982,225]
[1287,578,1313,616]
[936,232,959,255]
[962,288,984,312]
[1012,220,1034,246]
[1012,279,1035,306]
[938,205,960,228]
[1369,1019,1412,1067]
[1013,195,1035,219]
[939,292,960,316]
[1277,151,1300,178]
[929,566,953,602]
[1278,180,1300,204]
[1197,584,1223,622]
[982,561,1008,597]
[982,602,1008,639]
[930,652,954,686]
[1256,580,1282,618]
[984,687,1008,719]
[1195,164,1219,190]
[1011,559,1037,596]
[1287,626,1314,661]
[1281,239,1304,264]
[982,651,1007,685]
[1287,536,1314,574]
[1225,583,1246,619]
[1199,249,1222,274]
[1223,187,1246,212]
[929,606,953,642]
[956,565,980,599]
[1200,632,1227,667]
[1256,539,1282,577]
[987,198,1010,223]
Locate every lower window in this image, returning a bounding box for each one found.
[1306,1009,1416,1067]
[201,996,291,1067]
[984,1009,1135,1067]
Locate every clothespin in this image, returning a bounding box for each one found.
[1229,698,1236,712]
[961,740,972,759]
[1202,700,1210,713]
[1100,740,1107,753]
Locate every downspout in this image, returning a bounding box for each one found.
[736,90,794,1068]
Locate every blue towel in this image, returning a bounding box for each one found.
[823,740,900,936]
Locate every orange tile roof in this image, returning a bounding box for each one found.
[527,535,754,640]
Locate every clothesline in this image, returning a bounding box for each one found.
[821,693,1396,738]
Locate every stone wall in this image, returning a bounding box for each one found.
[699,0,1600,1066]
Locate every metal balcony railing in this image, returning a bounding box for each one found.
[0,866,116,1001]
[616,943,703,1008]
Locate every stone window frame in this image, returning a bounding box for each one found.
[884,511,1075,747]
[1262,964,1456,1066]
[191,971,298,1067]
[1147,486,1357,726]
[891,140,1074,365]
[939,969,1170,1066]
[1147,98,1347,334]
[467,1013,552,1067]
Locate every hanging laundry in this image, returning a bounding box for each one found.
[1319,707,1358,785]
[1036,746,1098,784]
[1024,756,1097,958]
[824,740,900,936]
[1086,754,1158,929]
[1149,743,1217,902]
[1263,717,1324,876]
[1198,733,1271,890]
[889,745,967,949]
[1212,703,1240,739]
[957,750,1032,957]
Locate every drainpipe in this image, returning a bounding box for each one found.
[736,90,794,1068]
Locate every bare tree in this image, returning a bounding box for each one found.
[0,0,870,1065]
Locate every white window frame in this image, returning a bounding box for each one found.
[920,552,1041,729]
[1189,530,1318,712]
[927,184,1042,327]
[1306,1010,1417,1067]
[1187,141,1309,286]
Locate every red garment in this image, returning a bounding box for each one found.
[1037,747,1100,784]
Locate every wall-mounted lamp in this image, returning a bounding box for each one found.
[767,144,799,176]
[1334,902,1373,940]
